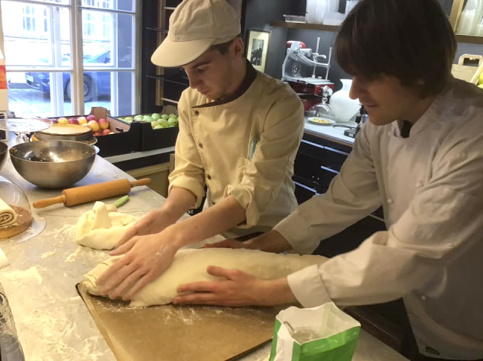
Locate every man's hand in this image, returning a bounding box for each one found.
[96,231,179,301]
[173,267,297,307]
[115,209,176,249]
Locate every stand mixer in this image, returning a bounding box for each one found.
[282,38,334,111]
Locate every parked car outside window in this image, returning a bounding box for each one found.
[25,49,111,101]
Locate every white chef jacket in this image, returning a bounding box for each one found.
[274,78,483,359]
[169,63,304,236]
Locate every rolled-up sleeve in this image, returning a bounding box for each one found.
[168,93,206,208]
[226,89,304,227]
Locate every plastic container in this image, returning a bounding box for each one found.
[306,0,317,23]
[345,0,359,15]
[0,288,25,361]
[456,0,483,35]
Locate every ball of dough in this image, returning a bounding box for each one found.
[75,201,138,250]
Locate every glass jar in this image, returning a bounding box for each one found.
[0,288,25,361]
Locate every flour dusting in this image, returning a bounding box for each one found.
[40,251,56,259]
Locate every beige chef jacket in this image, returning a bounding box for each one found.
[275,78,483,359]
[168,63,304,235]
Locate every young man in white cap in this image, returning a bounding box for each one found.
[96,0,304,301]
[173,0,483,360]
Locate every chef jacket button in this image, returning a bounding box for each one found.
[207,174,211,180]
[194,110,199,116]
[387,198,393,204]
[198,143,203,149]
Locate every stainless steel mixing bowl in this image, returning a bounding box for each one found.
[0,142,8,171]
[9,140,96,189]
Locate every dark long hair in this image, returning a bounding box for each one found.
[335,0,456,97]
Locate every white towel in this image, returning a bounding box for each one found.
[0,198,17,228]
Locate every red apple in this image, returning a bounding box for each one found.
[68,118,79,125]
[93,130,103,136]
[98,118,109,130]
[88,120,100,132]
[102,129,111,135]
[87,114,97,121]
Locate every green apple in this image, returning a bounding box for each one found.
[151,113,161,120]
[134,115,143,121]
[479,83,483,89]
[168,113,177,119]
[151,120,160,128]
[161,114,169,120]
[143,115,154,122]
[479,72,483,85]
[167,117,178,126]
[154,125,164,129]
[159,119,170,127]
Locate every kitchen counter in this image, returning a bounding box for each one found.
[304,118,357,147]
[0,146,406,361]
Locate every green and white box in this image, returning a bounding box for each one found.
[270,302,361,361]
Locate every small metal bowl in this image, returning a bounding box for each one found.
[9,140,96,189]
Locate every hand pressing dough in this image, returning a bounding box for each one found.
[75,201,138,250]
[83,248,326,307]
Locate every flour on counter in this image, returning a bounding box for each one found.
[65,247,83,263]
[40,251,56,259]
[2,265,43,284]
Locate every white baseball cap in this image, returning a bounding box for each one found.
[151,0,241,68]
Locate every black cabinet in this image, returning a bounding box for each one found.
[293,131,386,257]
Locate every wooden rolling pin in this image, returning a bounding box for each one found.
[32,178,151,209]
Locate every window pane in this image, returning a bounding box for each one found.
[81,11,134,69]
[82,71,135,116]
[8,72,73,117]
[81,0,135,12]
[2,4,71,68]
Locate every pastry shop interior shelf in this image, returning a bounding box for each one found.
[270,23,483,45]
[454,34,483,44]
[270,20,340,32]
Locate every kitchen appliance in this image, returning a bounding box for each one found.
[344,106,368,138]
[33,177,151,208]
[282,38,334,111]
[307,86,335,121]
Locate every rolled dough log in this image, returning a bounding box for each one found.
[75,201,138,250]
[83,248,326,307]
[0,198,17,228]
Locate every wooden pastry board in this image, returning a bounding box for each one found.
[77,283,279,361]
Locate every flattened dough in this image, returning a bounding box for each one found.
[83,248,326,307]
[75,201,138,250]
